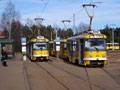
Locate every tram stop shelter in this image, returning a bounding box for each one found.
[0,39,15,59]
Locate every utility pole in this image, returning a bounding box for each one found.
[73,13,76,35]
[51,31,52,41]
[8,11,12,39]
[9,18,12,39]
[112,28,114,51]
[55,28,57,39]
[110,24,116,51]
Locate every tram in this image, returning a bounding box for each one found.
[27,36,49,61]
[60,39,69,60]
[106,43,119,50]
[48,41,55,56]
[60,30,107,66]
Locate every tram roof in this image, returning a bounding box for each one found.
[67,30,106,40]
[107,43,119,44]
[27,36,49,43]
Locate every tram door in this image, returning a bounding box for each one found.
[60,43,64,58]
[79,39,84,64]
[73,40,76,57]
[69,41,73,62]
[30,44,33,60]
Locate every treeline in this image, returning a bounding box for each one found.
[22,25,73,41]
[100,25,120,43]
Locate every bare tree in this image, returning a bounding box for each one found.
[78,22,89,33]
[0,1,20,39]
[26,18,34,28]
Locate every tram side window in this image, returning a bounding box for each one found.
[63,43,67,50]
[70,41,73,51]
[80,39,84,51]
[73,41,77,51]
[50,44,53,49]
[76,40,79,51]
[33,43,47,50]
[67,42,70,50]
[114,44,119,46]
[107,44,110,47]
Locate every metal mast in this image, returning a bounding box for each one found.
[35,18,44,36]
[73,14,76,35]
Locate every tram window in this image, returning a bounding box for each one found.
[50,44,53,49]
[85,39,105,50]
[108,45,110,47]
[33,44,47,50]
[64,43,67,49]
[73,45,76,51]
[114,44,119,46]
[76,41,79,50]
[73,41,77,51]
[70,42,73,51]
[67,42,70,50]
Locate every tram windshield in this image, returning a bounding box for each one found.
[85,39,106,51]
[33,43,47,50]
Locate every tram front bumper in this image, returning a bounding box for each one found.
[83,58,107,61]
[33,55,49,60]
[83,58,107,65]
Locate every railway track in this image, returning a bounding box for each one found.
[47,58,105,90]
[101,67,120,86]
[24,56,120,90]
[35,62,70,90]
[23,61,31,90]
[84,68,92,90]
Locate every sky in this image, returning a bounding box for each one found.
[0,0,120,32]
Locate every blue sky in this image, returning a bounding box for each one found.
[0,0,120,31]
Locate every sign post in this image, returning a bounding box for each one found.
[56,37,60,58]
[21,38,26,61]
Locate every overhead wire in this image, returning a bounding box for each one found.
[60,5,84,31]
[102,2,120,3]
[67,0,95,21]
[90,0,93,4]
[67,5,84,21]
[40,0,50,18]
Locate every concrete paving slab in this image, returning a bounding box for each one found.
[0,53,26,90]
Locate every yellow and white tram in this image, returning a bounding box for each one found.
[60,30,107,66]
[27,36,49,61]
[106,43,120,50]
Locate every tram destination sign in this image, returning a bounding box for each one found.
[37,40,46,42]
[89,35,104,39]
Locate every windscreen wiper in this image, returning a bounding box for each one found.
[95,47,99,51]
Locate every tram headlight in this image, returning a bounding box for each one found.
[102,55,105,58]
[90,55,93,58]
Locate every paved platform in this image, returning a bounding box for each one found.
[0,53,26,90]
